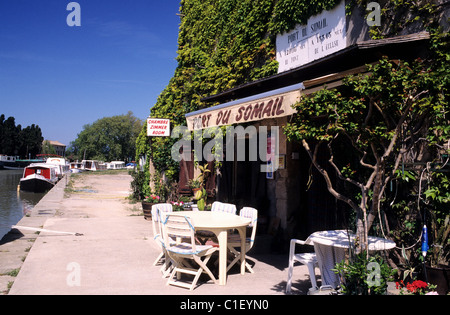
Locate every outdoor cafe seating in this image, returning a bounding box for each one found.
[151,202,255,290]
[226,207,258,273]
[151,204,174,277]
[195,201,237,243]
[160,213,218,291]
[286,230,396,294]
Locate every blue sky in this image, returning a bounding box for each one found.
[0,1,180,148]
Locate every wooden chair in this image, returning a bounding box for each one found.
[161,214,218,290]
[226,207,258,273]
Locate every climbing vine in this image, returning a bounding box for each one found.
[138,0,449,208]
[269,0,340,35]
[139,0,353,187]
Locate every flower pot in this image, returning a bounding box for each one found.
[422,264,450,295]
[142,201,157,220]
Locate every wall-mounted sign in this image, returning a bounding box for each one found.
[276,1,347,73]
[147,118,170,137]
[186,89,300,131]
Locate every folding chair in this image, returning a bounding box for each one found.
[286,238,319,294]
[161,214,218,291]
[151,204,173,277]
[226,207,258,273]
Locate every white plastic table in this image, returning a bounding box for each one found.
[171,211,251,285]
[305,230,396,288]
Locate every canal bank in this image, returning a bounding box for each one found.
[2,170,303,295]
[0,173,68,294]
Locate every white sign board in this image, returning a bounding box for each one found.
[276,1,347,73]
[147,118,170,137]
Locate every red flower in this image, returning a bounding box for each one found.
[406,280,428,293]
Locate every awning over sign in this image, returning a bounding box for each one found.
[185,83,305,131]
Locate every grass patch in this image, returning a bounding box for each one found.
[1,268,20,277]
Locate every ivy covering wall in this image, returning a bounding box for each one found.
[136,0,446,190]
[136,0,341,184]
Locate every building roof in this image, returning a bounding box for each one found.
[46,140,66,147]
[200,32,431,105]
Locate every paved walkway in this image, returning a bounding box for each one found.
[1,171,313,295]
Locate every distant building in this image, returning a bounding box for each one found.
[46,140,66,157]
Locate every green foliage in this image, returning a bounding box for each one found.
[285,55,448,154]
[269,0,340,35]
[68,111,142,162]
[146,0,349,185]
[148,0,282,181]
[283,28,449,252]
[424,171,450,266]
[0,114,43,158]
[334,252,395,295]
[351,0,444,39]
[41,140,57,156]
[129,169,148,201]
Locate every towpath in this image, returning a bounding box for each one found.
[1,171,305,296]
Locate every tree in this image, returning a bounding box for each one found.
[19,124,44,158]
[69,111,143,162]
[41,140,57,156]
[284,42,449,252]
[1,116,20,155]
[0,115,44,157]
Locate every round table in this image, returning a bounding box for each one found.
[171,211,251,285]
[305,230,396,288]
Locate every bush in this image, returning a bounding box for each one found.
[334,252,396,295]
[129,170,148,201]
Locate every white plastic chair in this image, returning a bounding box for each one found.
[226,207,258,273]
[196,201,237,243]
[286,238,319,294]
[161,214,218,291]
[211,201,237,214]
[151,203,173,277]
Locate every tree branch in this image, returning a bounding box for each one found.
[327,140,364,190]
[302,139,360,212]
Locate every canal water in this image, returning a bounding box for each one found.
[0,170,45,241]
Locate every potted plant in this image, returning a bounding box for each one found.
[142,194,163,220]
[189,164,211,211]
[333,252,395,295]
[422,171,450,295]
[188,179,202,194]
[170,201,185,212]
[396,280,438,295]
[193,187,207,211]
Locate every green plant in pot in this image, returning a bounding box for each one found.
[194,187,207,211]
[333,252,395,295]
[191,164,210,211]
